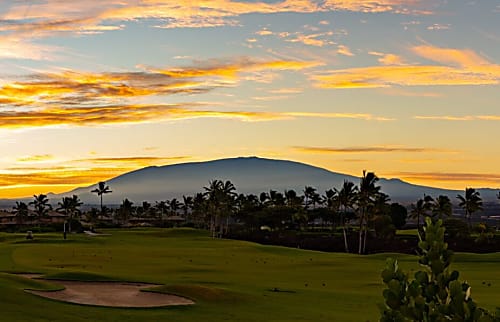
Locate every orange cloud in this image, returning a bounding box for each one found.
[383,171,500,189]
[411,45,490,67]
[0,58,319,123]
[390,172,500,184]
[0,154,190,196]
[313,45,500,88]
[322,0,432,14]
[0,104,397,129]
[0,0,432,59]
[293,145,457,154]
[0,167,128,186]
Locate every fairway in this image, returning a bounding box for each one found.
[0,229,498,321]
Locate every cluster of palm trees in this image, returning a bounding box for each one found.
[410,188,483,232]
[9,176,496,254]
[13,194,83,232]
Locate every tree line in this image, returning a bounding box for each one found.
[8,173,499,254]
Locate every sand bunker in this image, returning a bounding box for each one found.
[25,280,194,307]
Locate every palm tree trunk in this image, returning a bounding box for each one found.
[341,208,349,253]
[358,212,364,254]
[362,223,368,254]
[342,221,349,253]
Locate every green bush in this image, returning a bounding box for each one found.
[373,215,396,240]
[379,217,499,321]
[443,218,470,239]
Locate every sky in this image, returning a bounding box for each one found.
[0,0,499,198]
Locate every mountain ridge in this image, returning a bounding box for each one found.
[1,156,498,206]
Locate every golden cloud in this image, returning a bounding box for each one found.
[0,155,190,190]
[0,0,432,60]
[411,45,490,67]
[293,145,457,154]
[0,58,320,128]
[313,45,500,88]
[390,172,500,183]
[17,154,54,162]
[75,156,190,164]
[322,0,432,14]
[0,104,396,129]
[0,167,128,186]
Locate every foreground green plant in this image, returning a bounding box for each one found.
[380,217,499,322]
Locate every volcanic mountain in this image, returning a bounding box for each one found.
[34,156,497,205]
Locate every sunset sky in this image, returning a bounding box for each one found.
[0,0,499,198]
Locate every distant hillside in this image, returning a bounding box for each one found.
[2,156,499,206]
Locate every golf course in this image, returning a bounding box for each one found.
[0,228,498,321]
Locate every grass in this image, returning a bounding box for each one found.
[0,228,498,321]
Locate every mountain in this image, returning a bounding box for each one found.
[3,156,499,206]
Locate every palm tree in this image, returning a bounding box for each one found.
[154,200,169,223]
[203,179,237,237]
[30,194,52,228]
[357,171,380,254]
[410,198,428,232]
[181,195,194,220]
[432,195,452,220]
[13,201,29,226]
[56,195,82,233]
[457,188,483,228]
[91,182,112,215]
[117,198,134,225]
[204,179,224,237]
[323,189,339,230]
[191,193,207,227]
[310,191,323,210]
[84,208,100,228]
[284,189,303,209]
[303,186,317,210]
[169,198,181,216]
[335,180,358,253]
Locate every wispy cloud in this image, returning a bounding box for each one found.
[283,32,336,47]
[389,172,500,185]
[17,154,54,162]
[0,167,129,186]
[313,45,500,88]
[337,45,354,56]
[293,145,457,154]
[427,23,451,30]
[0,154,190,188]
[0,0,433,59]
[411,45,490,67]
[368,51,406,65]
[322,0,433,14]
[75,156,190,164]
[414,115,500,121]
[0,58,321,128]
[284,112,394,121]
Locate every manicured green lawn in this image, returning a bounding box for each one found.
[0,229,498,321]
